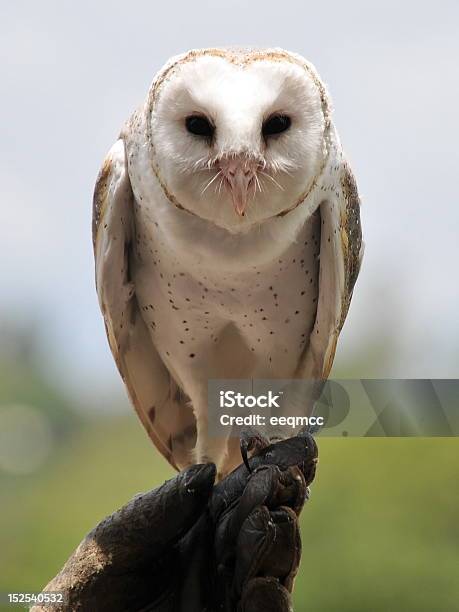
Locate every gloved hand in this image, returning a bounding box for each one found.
[32,433,318,612]
[210,433,318,611]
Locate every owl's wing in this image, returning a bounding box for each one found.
[298,161,363,382]
[93,139,196,471]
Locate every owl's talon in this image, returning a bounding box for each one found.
[240,429,271,473]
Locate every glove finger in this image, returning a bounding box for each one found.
[275,465,308,516]
[232,506,274,598]
[239,577,292,612]
[233,506,301,598]
[257,507,301,593]
[216,464,306,567]
[91,462,216,568]
[215,465,279,566]
[214,467,280,610]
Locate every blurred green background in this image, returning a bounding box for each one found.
[0,334,458,612]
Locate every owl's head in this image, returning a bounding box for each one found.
[147,49,330,231]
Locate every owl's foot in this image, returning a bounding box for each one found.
[240,428,271,473]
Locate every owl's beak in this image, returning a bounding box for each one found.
[220,159,256,217]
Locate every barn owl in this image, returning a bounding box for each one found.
[93,48,363,477]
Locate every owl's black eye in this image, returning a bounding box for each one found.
[185,115,214,138]
[262,114,291,137]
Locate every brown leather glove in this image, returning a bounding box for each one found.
[210,434,317,611]
[32,433,318,612]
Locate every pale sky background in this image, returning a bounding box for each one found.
[1,0,458,406]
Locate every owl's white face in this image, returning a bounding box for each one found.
[149,52,326,232]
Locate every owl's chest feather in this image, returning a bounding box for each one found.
[132,202,320,378]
